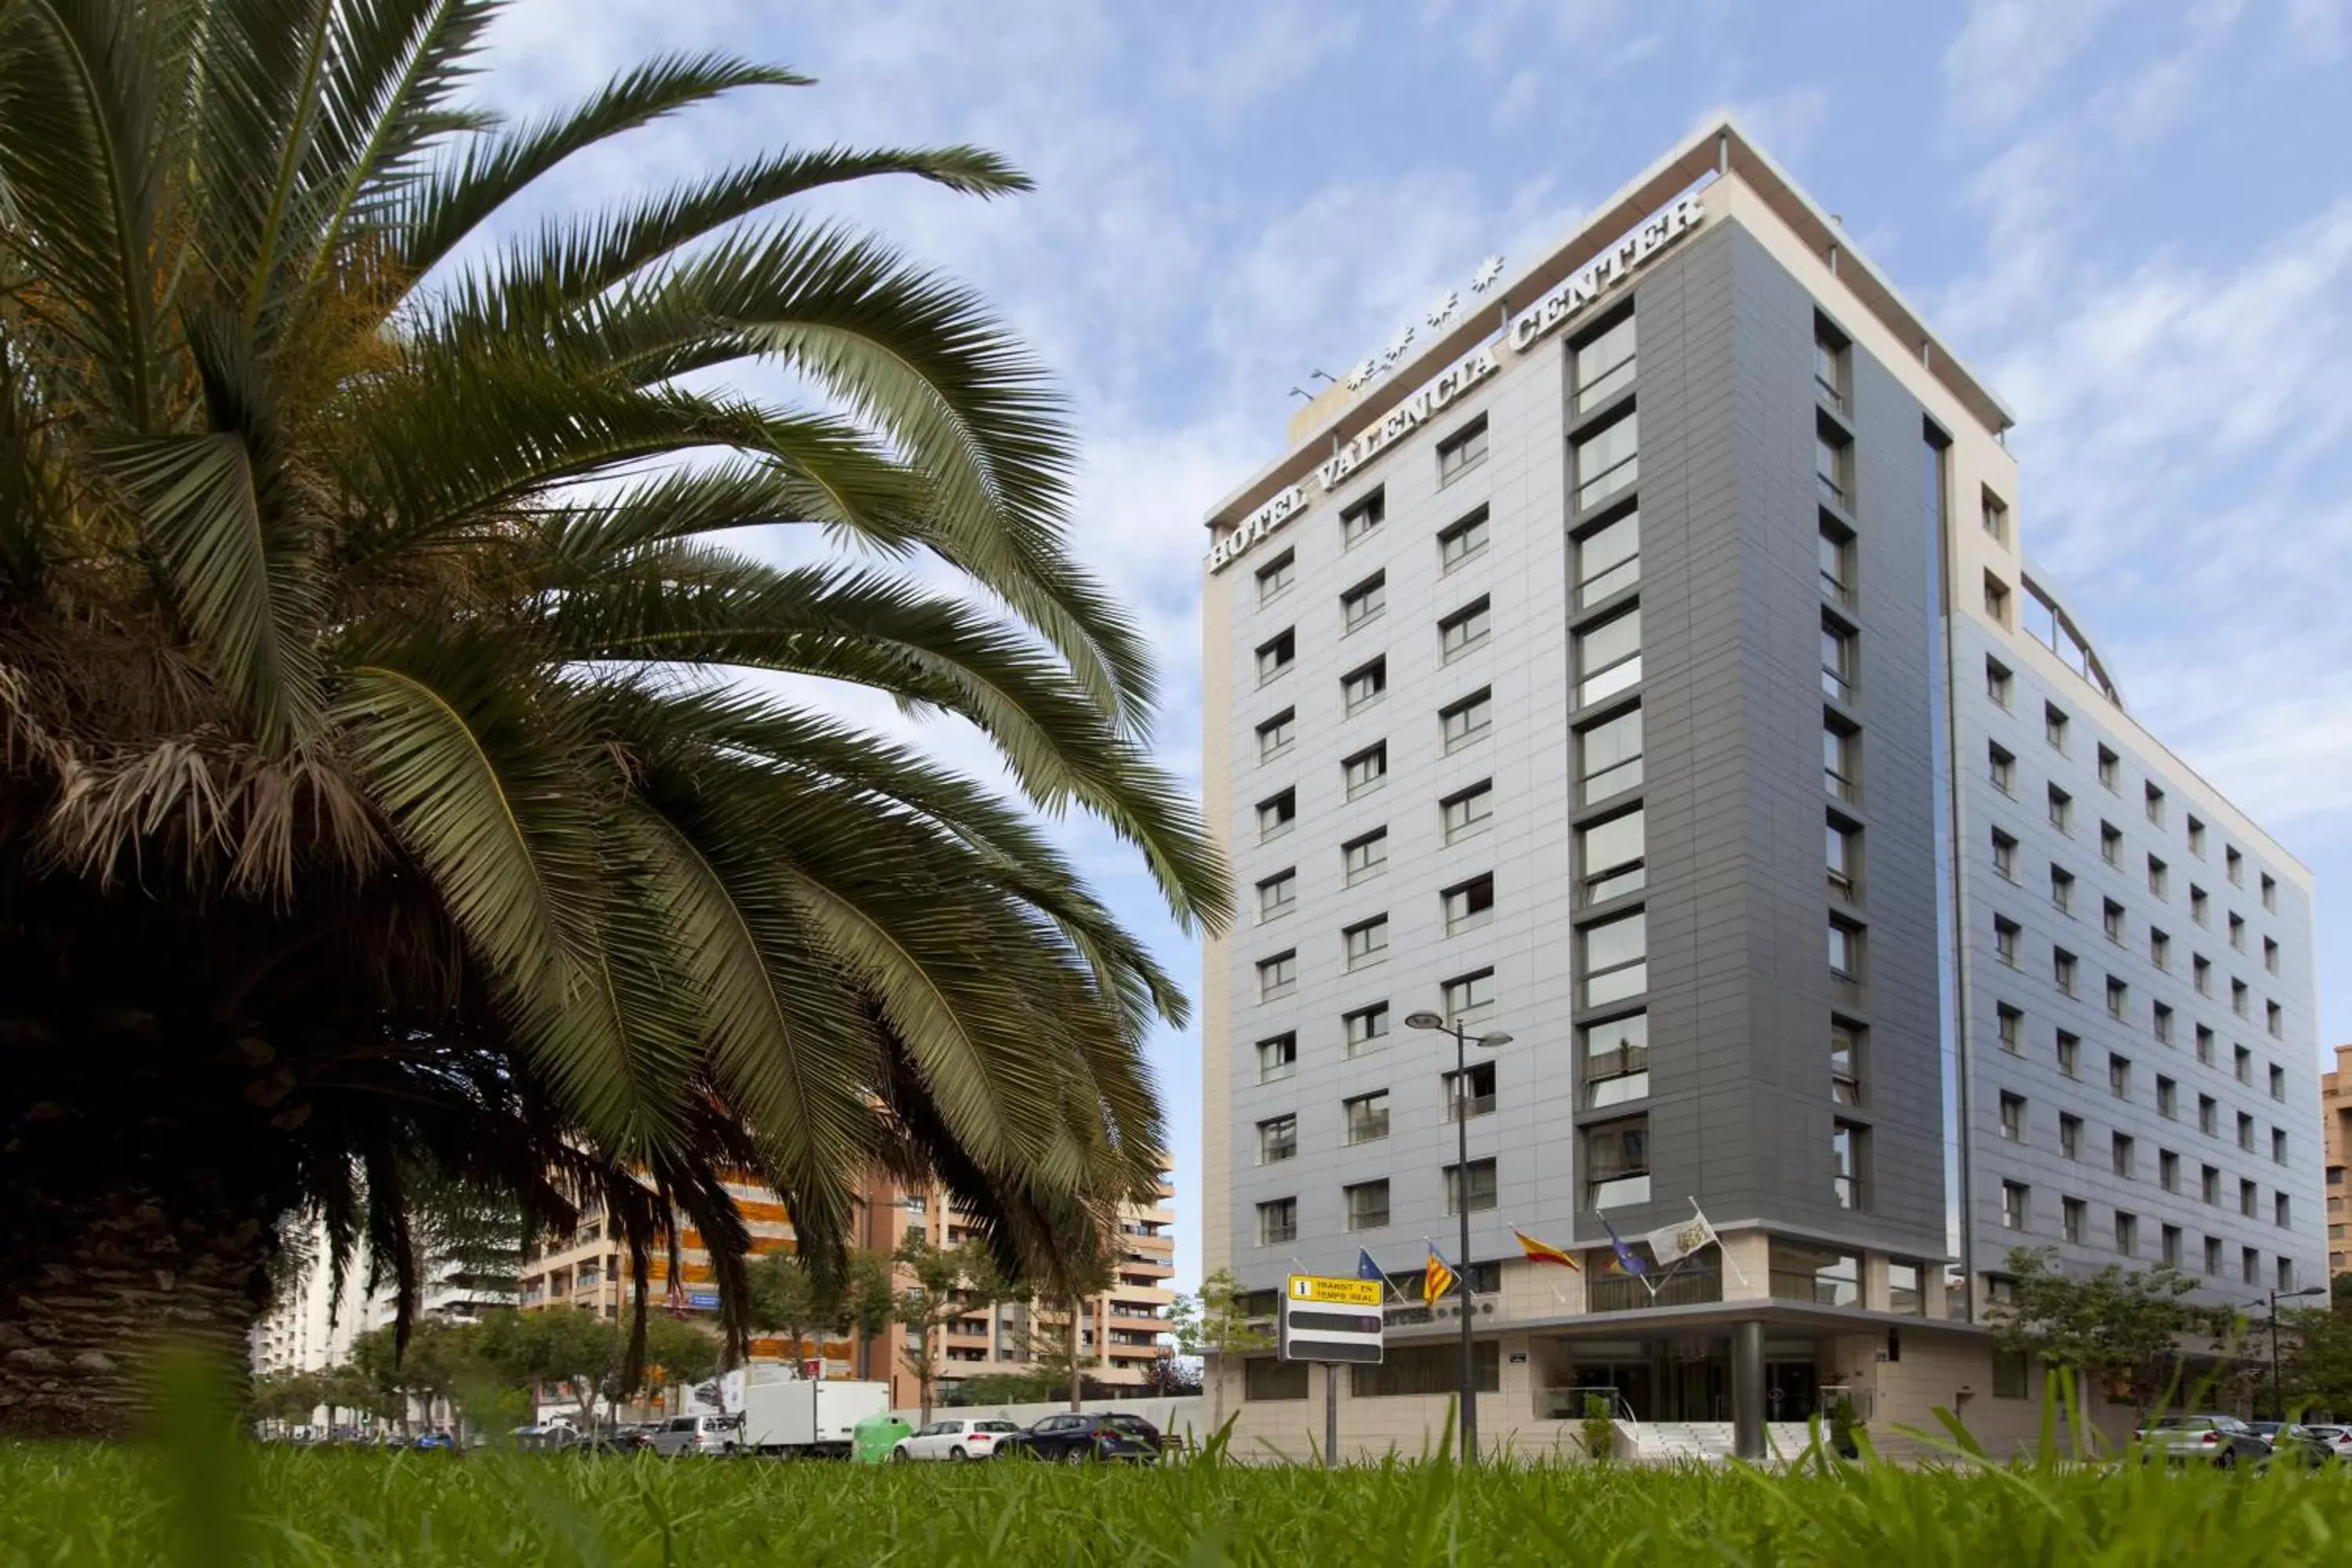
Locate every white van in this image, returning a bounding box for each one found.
[648,1412,741,1457]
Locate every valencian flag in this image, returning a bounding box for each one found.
[1599,1217,1649,1277]
[1424,1243,1458,1301]
[1512,1229,1581,1272]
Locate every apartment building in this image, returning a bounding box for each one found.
[1197,117,2325,1462]
[2325,1044,2351,1283]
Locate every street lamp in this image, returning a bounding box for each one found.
[2249,1285,2326,1420]
[1406,1009,1511,1465]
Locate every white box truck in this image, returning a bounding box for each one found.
[739,1379,889,1458]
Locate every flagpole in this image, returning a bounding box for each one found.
[1690,1198,1749,1288]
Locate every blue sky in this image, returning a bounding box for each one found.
[478,0,2352,1291]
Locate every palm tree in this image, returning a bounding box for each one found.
[0,0,1222,1436]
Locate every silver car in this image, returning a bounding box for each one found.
[2133,1414,2267,1468]
[648,1413,741,1457]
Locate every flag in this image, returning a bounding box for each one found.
[1599,1217,1648,1277]
[1645,1206,1719,1268]
[1512,1229,1581,1272]
[1357,1248,1392,1286]
[1424,1243,1458,1301]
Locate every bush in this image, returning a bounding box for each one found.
[1581,1392,1616,1464]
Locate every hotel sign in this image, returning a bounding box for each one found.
[1206,183,1710,575]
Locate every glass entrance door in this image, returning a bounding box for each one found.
[1766,1360,1820,1424]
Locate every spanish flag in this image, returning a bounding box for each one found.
[1424,1243,1458,1301]
[1512,1228,1581,1272]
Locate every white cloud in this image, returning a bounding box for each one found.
[1942,0,2123,136]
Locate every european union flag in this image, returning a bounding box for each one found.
[1600,1217,1649,1276]
[1356,1247,1388,1284]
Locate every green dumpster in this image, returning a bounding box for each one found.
[851,1414,911,1465]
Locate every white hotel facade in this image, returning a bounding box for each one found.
[1196,120,2325,1461]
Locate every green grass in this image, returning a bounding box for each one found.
[3,1437,2350,1567]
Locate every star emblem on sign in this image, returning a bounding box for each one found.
[1344,357,1379,390]
[1425,289,1459,329]
[1381,324,1415,364]
[1469,254,1506,293]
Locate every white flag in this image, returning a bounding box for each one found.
[1645,1207,1718,1267]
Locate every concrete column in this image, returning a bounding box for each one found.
[1731,1319,1766,1461]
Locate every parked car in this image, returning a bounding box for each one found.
[2133,1414,2268,1468]
[994,1412,1160,1465]
[648,1413,742,1457]
[891,1417,1022,1462]
[2302,1425,2352,1463]
[412,1430,458,1452]
[1094,1413,1174,1456]
[2251,1422,2336,1467]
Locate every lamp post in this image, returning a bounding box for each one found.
[1406,1009,1510,1465]
[2250,1284,2325,1420]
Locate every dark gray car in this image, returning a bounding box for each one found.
[2133,1414,2267,1468]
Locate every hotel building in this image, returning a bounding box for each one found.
[1197,118,2325,1461]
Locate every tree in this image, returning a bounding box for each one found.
[743,1247,881,1366]
[891,1234,1010,1424]
[1984,1247,2205,1414]
[248,1370,324,1434]
[1170,1269,1275,1433]
[480,1308,716,1430]
[0,0,1224,1436]
[2279,1305,2352,1420]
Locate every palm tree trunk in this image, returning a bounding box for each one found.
[0,1174,278,1437]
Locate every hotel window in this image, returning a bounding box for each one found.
[1256,550,1296,606]
[2187,815,2206,857]
[2114,1212,2137,1257]
[2097,745,2119,790]
[1996,1003,2023,1054]
[1343,742,1387,799]
[1438,506,1490,572]
[1823,715,1860,803]
[1436,416,1489,483]
[1581,808,1647,905]
[1257,1114,1297,1165]
[2238,1112,2256,1152]
[2267,1000,2283,1038]
[1826,815,1860,902]
[1586,1117,1651,1210]
[2234,1044,2252,1084]
[2053,948,2077,995]
[2263,937,2278,975]
[2108,1052,2130,1099]
[2191,886,2209,925]
[2226,846,2243,885]
[1443,873,1495,935]
[2059,1112,2082,1160]
[1344,1180,1390,1232]
[1441,688,1493,753]
[1343,1091,1391,1145]
[1439,597,1491,661]
[1341,656,1386,715]
[1342,828,1388,887]
[1994,916,2019,966]
[1982,488,2010,545]
[1889,1261,1926,1316]
[1574,409,1639,510]
[1984,572,2011,625]
[1445,1060,1498,1122]
[2147,855,2168,898]
[2192,954,2211,993]
[2199,1095,2218,1136]
[1988,742,2015,793]
[2101,822,2122,867]
[1815,416,1851,508]
[2001,1181,2029,1231]
[1830,1018,1864,1105]
[2230,978,2249,1018]
[1256,788,1295,842]
[2061,1199,2085,1244]
[1589,1014,1650,1106]
[1986,656,2013,708]
[1576,607,1642,706]
[1256,869,1296,924]
[1828,916,1864,984]
[1576,510,1641,607]
[1832,1122,1867,1210]
[2241,1178,2260,1218]
[1438,782,1497,848]
[2153,1001,2173,1042]
[1582,910,1649,1007]
[2050,866,2073,913]
[1999,1092,2026,1142]
[1255,628,1294,685]
[2106,976,2128,1020]
[1256,1198,1297,1247]
[1257,952,1297,1001]
[1582,706,1646,804]
[1443,967,1497,1024]
[2204,1236,2223,1276]
[1575,309,1638,411]
[2161,1149,2181,1192]
[1814,315,1849,412]
[2277,1192,2292,1229]
[1255,1032,1297,1083]
[1991,829,2016,881]
[2228,912,2245,950]
[1444,1158,1498,1216]
[1345,1002,1389,1057]
[1341,488,1385,546]
[1341,572,1387,633]
[2113,1132,2136,1179]
[2274,1127,2289,1165]
[2260,872,2277,911]
[1343,915,1389,971]
[2049,785,2073,834]
[2242,1247,2260,1285]
[2269,1062,2285,1102]
[2045,702,2070,753]
[2102,899,2125,943]
[2145,783,2165,825]
[2203,1163,2222,1204]
[2278,1257,2296,1291]
[1818,519,1854,607]
[1258,708,1295,761]
[1820,617,1857,703]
